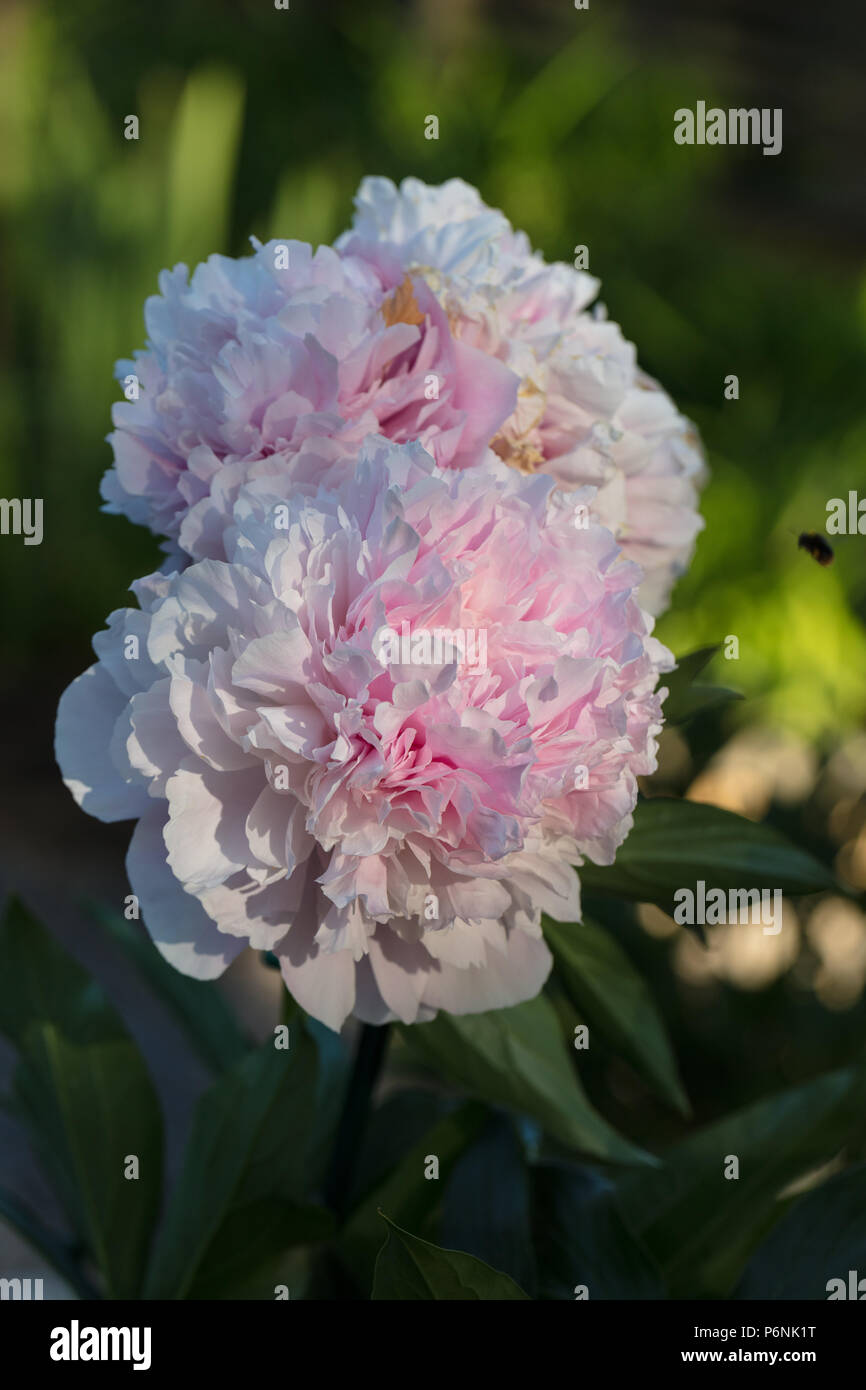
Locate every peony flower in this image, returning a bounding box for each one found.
[338,176,707,614]
[101,239,518,564]
[57,437,672,1030]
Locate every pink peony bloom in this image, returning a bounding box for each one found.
[338,176,707,614]
[101,239,518,563]
[57,438,671,1030]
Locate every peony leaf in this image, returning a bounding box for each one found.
[665,682,743,725]
[662,644,742,725]
[144,1022,328,1299]
[398,995,657,1166]
[615,1066,866,1298]
[372,1211,530,1300]
[179,1199,333,1300]
[89,901,250,1072]
[543,916,689,1116]
[0,896,120,1048]
[666,644,720,686]
[440,1114,536,1295]
[13,1026,164,1301]
[0,1186,101,1301]
[735,1163,866,1300]
[338,1101,486,1292]
[532,1162,665,1300]
[0,898,162,1299]
[578,797,836,910]
[344,1088,455,1207]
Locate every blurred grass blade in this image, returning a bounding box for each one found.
[166,64,245,264]
[496,29,634,148]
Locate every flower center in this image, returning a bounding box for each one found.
[381,275,426,327]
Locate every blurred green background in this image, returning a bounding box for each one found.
[1,0,866,1149]
[2,0,866,732]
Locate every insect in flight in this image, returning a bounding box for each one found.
[797,532,834,566]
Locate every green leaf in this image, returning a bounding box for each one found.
[372,1212,530,1300]
[662,645,743,725]
[90,903,249,1072]
[0,899,162,1298]
[181,1199,333,1300]
[228,1245,312,1301]
[0,1186,101,1301]
[735,1163,866,1300]
[666,684,744,725]
[666,645,720,687]
[578,797,836,911]
[440,1114,536,1294]
[144,1023,324,1299]
[532,1163,665,1300]
[338,1102,486,1291]
[615,1066,866,1298]
[347,1089,454,1206]
[399,995,656,1167]
[0,896,118,1048]
[13,1026,163,1300]
[544,916,689,1116]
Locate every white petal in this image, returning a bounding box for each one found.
[420,928,552,1015]
[164,763,263,891]
[127,807,246,979]
[55,664,150,823]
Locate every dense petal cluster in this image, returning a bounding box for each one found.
[101,239,518,563]
[58,438,672,1029]
[61,176,702,1028]
[102,177,705,614]
[339,176,707,614]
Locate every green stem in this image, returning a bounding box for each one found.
[324,1022,391,1222]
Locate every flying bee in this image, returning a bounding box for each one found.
[797,531,834,566]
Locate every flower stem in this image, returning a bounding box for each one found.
[324,1022,391,1222]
